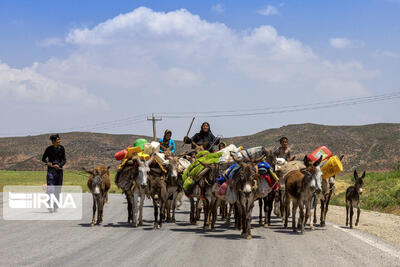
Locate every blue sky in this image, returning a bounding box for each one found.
[0,0,399,138]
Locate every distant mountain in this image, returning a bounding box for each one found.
[1,123,399,172]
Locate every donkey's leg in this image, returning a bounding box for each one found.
[211,199,218,232]
[258,198,263,225]
[91,194,96,226]
[96,196,102,225]
[319,199,325,226]
[299,203,306,234]
[247,202,254,239]
[172,196,177,223]
[346,201,349,227]
[138,191,145,226]
[306,201,314,231]
[314,199,319,224]
[266,194,273,227]
[226,203,233,224]
[126,193,132,224]
[349,204,354,229]
[190,197,195,224]
[323,193,332,227]
[292,200,298,232]
[203,199,210,230]
[132,189,139,227]
[355,201,361,227]
[153,200,159,229]
[284,195,290,229]
[159,201,165,228]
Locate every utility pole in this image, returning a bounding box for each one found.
[147,113,162,141]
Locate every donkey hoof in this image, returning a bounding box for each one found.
[246,235,252,240]
[172,219,176,223]
[293,229,298,233]
[90,222,95,227]
[320,222,326,227]
[355,222,359,226]
[138,221,143,226]
[263,224,269,228]
[310,226,315,231]
[350,225,353,229]
[132,223,138,228]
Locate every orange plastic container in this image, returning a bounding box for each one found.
[115,149,127,160]
[308,146,332,162]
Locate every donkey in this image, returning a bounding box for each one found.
[256,149,279,227]
[230,153,264,239]
[198,161,222,231]
[148,175,168,229]
[164,156,181,223]
[115,156,153,227]
[346,170,365,229]
[284,155,323,234]
[83,165,111,226]
[314,155,344,227]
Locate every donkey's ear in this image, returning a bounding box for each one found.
[230,152,243,164]
[82,167,94,176]
[354,170,358,179]
[339,155,344,161]
[304,155,310,167]
[361,171,366,179]
[314,155,323,167]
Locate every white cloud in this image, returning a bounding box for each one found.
[372,50,400,59]
[258,5,279,16]
[38,37,64,47]
[0,61,108,108]
[330,37,364,49]
[1,7,379,136]
[211,3,224,13]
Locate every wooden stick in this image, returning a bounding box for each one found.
[182,117,195,147]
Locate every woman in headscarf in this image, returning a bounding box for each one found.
[184,122,220,152]
[159,129,176,155]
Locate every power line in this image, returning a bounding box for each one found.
[158,91,400,118]
[1,91,399,136]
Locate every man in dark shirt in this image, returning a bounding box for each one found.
[42,134,66,212]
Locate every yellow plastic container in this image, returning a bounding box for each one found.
[321,155,343,179]
[125,146,142,159]
[137,151,151,161]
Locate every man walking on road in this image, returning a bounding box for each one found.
[42,134,66,212]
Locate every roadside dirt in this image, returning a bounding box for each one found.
[326,205,400,247]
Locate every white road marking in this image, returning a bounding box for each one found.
[330,224,400,260]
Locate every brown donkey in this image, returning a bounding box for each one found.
[231,153,264,239]
[284,156,323,234]
[148,175,168,229]
[346,170,365,229]
[83,165,111,226]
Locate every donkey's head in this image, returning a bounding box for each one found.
[83,165,111,194]
[230,152,264,196]
[136,157,153,188]
[303,155,323,194]
[353,170,365,195]
[165,156,179,184]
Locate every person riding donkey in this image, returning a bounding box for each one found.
[184,122,221,153]
[159,129,176,156]
[273,136,295,161]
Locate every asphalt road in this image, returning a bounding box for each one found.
[1,193,400,267]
